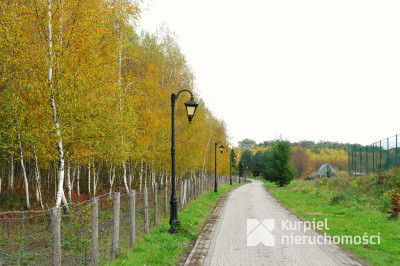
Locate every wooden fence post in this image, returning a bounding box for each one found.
[91,197,98,266]
[186,179,190,203]
[154,184,158,226]
[111,192,120,260]
[164,184,168,213]
[52,207,61,266]
[194,178,197,199]
[129,190,136,247]
[144,186,149,234]
[180,181,184,209]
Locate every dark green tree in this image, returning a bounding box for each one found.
[264,140,295,187]
[240,149,253,175]
[251,150,267,176]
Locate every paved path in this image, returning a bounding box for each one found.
[184,180,364,266]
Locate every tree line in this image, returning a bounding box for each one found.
[237,138,349,181]
[238,140,295,187]
[0,1,231,211]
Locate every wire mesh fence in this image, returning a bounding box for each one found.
[348,134,400,176]
[0,175,235,265]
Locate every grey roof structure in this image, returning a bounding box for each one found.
[311,163,337,179]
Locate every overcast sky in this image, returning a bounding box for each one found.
[139,0,400,146]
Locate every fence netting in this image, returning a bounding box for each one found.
[349,134,400,176]
[0,175,233,265]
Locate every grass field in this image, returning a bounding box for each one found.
[251,175,400,265]
[111,183,241,265]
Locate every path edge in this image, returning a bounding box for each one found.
[180,182,246,265]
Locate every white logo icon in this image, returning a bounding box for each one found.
[247,219,275,246]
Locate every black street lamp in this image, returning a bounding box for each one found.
[229,149,236,185]
[214,141,224,192]
[169,89,198,234]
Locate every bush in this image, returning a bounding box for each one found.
[0,191,28,210]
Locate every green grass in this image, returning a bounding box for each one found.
[111,183,241,265]
[254,177,400,265]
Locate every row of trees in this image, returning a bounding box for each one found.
[0,1,231,210]
[238,138,349,181]
[238,140,294,187]
[239,138,349,152]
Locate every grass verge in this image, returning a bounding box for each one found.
[111,183,241,265]
[254,177,400,265]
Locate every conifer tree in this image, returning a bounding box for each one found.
[251,150,266,177]
[264,140,295,187]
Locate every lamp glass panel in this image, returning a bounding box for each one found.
[186,106,196,116]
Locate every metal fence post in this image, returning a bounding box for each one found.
[359,147,362,175]
[365,145,368,174]
[355,149,357,177]
[373,143,375,172]
[380,140,382,170]
[387,137,390,169]
[348,143,350,176]
[396,134,398,167]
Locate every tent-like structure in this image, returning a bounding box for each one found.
[310,163,337,179]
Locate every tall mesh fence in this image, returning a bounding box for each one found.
[348,134,400,176]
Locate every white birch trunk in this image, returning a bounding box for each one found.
[128,163,132,189]
[93,171,97,196]
[93,161,96,196]
[93,170,99,196]
[144,162,147,187]
[66,154,71,202]
[61,190,69,213]
[47,165,50,194]
[77,165,80,196]
[109,163,115,194]
[139,159,143,192]
[9,153,13,193]
[151,160,154,187]
[88,162,91,194]
[122,161,129,193]
[17,126,30,210]
[93,162,98,197]
[48,0,66,210]
[33,146,44,209]
[33,147,40,202]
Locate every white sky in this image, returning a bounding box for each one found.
[139,0,400,146]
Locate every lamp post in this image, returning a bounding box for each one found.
[230,149,236,185]
[214,141,224,192]
[169,89,198,234]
